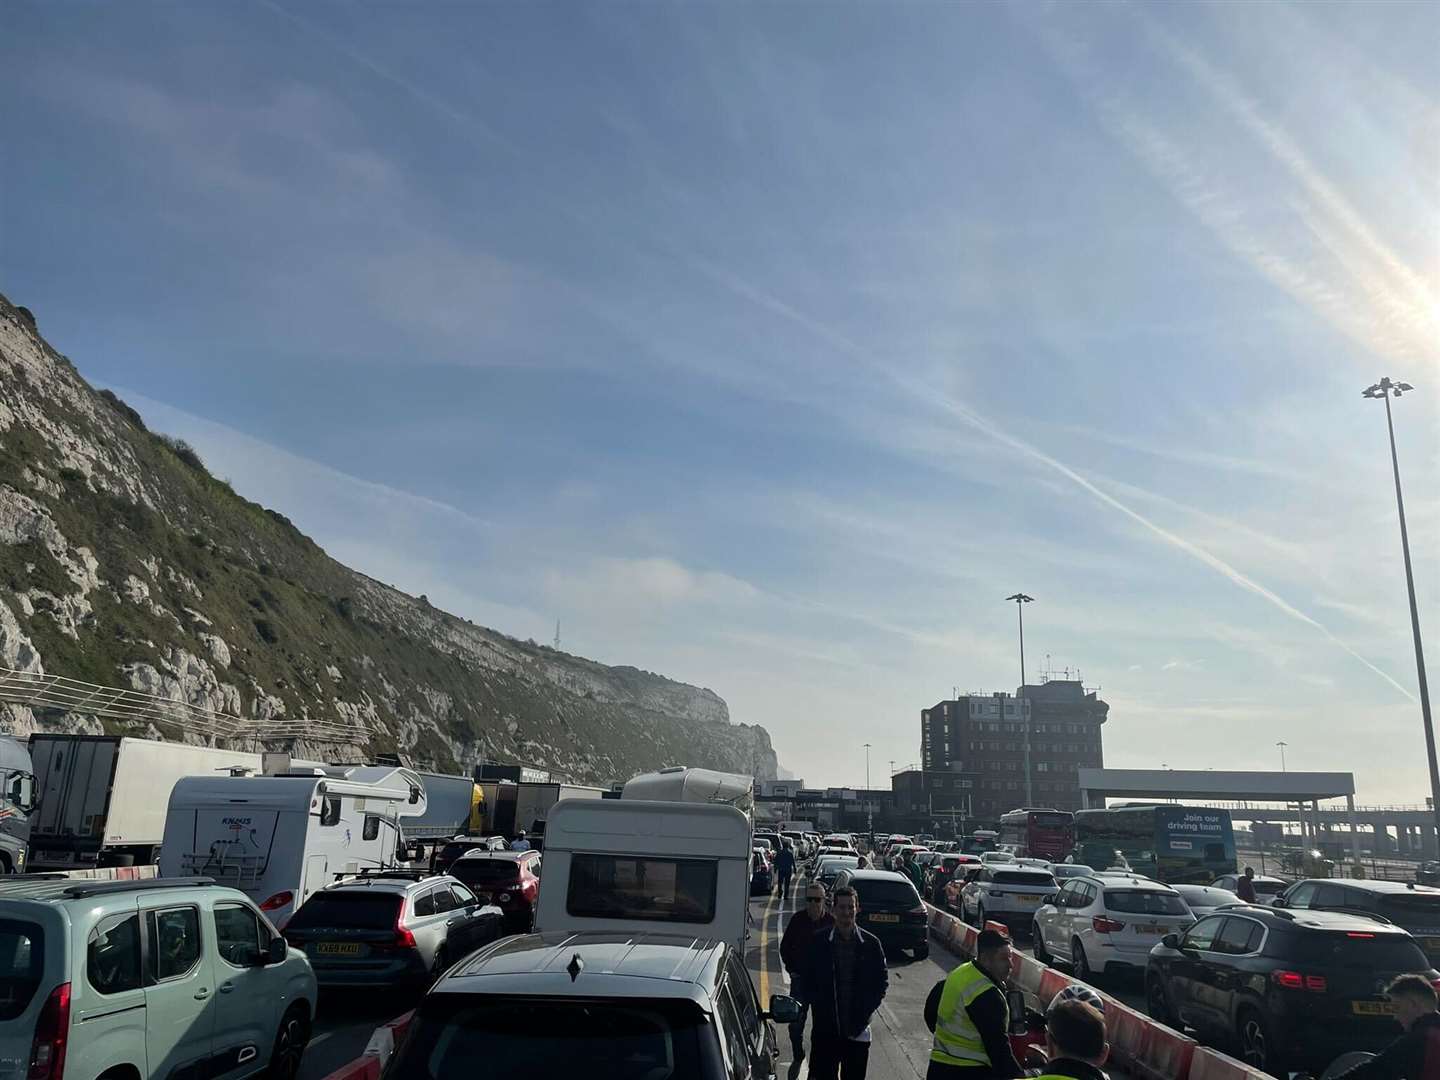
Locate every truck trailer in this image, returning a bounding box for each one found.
[478,780,605,842]
[26,734,270,869]
[402,770,486,852]
[0,736,37,873]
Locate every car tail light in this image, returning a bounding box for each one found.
[28,982,70,1080]
[1271,970,1327,992]
[1431,978,1440,995]
[1345,932,1375,939]
[1092,916,1125,934]
[260,891,294,912]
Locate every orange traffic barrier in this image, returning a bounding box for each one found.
[1133,1021,1197,1080]
[983,920,1010,939]
[319,1058,379,1080]
[1036,966,1073,1007]
[1188,1047,1272,1080]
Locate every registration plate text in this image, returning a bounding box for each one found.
[1353,1001,1396,1016]
[869,914,900,923]
[316,942,362,956]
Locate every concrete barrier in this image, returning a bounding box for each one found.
[1187,1048,1272,1080]
[52,865,159,881]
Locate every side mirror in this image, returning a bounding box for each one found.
[1271,896,1287,908]
[1006,989,1028,1035]
[1161,933,1181,950]
[265,936,288,965]
[766,994,802,1024]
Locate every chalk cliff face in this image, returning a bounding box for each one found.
[0,295,779,783]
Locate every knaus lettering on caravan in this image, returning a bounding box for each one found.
[158,762,428,927]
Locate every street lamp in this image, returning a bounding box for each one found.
[1277,741,1288,773]
[1006,593,1035,804]
[863,743,873,837]
[1363,377,1440,840]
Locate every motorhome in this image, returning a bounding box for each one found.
[534,766,755,952]
[157,763,427,927]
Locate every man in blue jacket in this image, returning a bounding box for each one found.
[797,886,889,1080]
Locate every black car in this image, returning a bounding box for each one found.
[751,852,774,896]
[830,868,929,960]
[434,836,508,873]
[1417,862,1440,887]
[1274,878,1440,968]
[1145,904,1440,1075]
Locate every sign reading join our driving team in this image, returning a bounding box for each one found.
[1159,807,1233,853]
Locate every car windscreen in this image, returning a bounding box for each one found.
[566,854,718,924]
[450,860,520,885]
[854,880,920,909]
[1290,933,1429,971]
[398,995,705,1079]
[1103,890,1190,916]
[0,919,43,1020]
[993,871,1056,887]
[287,892,402,930]
[1378,895,1440,924]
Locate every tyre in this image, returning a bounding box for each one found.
[1237,1008,1286,1075]
[430,946,449,982]
[913,943,930,961]
[1033,924,1051,965]
[268,1005,309,1080]
[1072,938,1096,984]
[1145,974,1172,1025]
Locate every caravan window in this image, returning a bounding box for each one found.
[363,815,381,841]
[566,854,718,924]
[320,797,341,827]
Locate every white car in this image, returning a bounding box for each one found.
[1031,874,1195,981]
[979,851,1016,867]
[959,866,1058,931]
[1170,883,1241,921]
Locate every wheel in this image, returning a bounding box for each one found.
[1146,974,1172,1025]
[1033,924,1052,965]
[268,1005,309,1080]
[1237,1008,1286,1075]
[430,946,449,981]
[1072,938,1096,984]
[913,943,930,961]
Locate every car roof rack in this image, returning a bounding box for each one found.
[62,877,217,899]
[339,868,439,881]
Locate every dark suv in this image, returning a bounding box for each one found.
[829,868,929,960]
[1274,878,1440,967]
[1145,904,1440,1075]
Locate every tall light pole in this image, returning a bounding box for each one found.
[1007,593,1035,804]
[1363,377,1440,840]
[863,743,873,836]
[1276,741,1288,773]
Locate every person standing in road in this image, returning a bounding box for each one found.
[903,850,925,895]
[777,841,797,895]
[1032,1000,1110,1080]
[1235,866,1257,903]
[509,829,531,852]
[1330,974,1440,1079]
[798,886,888,1080]
[780,884,835,1080]
[924,929,1024,1078]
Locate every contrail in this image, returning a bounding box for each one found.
[686,259,1418,703]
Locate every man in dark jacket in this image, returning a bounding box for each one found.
[780,884,835,1079]
[797,886,889,1080]
[1332,974,1440,1078]
[1033,999,1110,1080]
[776,842,797,894]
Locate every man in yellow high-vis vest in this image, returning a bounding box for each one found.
[923,930,1023,1078]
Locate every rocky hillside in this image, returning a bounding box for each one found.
[0,294,778,783]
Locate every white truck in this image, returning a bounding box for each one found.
[534,766,754,952]
[26,734,269,870]
[157,763,427,927]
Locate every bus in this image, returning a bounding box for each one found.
[1073,804,1236,884]
[998,808,1074,860]
[962,828,999,856]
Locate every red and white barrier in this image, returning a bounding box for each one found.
[49,864,160,881]
[320,1011,415,1080]
[1187,1048,1271,1080]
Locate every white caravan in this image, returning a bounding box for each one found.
[158,764,427,927]
[534,767,754,952]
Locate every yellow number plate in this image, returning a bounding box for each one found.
[316,942,362,956]
[869,913,900,923]
[1352,1001,1396,1016]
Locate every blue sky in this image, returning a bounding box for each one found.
[3,2,1438,800]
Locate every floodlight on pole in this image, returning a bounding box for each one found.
[1362,377,1440,841]
[1006,593,1035,804]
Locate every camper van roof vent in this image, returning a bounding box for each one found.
[658,766,687,774]
[567,953,584,982]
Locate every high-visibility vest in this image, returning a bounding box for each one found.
[930,961,1006,1068]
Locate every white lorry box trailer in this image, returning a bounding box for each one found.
[157,765,427,927]
[27,734,268,870]
[534,797,752,953]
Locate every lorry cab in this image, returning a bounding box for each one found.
[534,797,753,954]
[0,736,37,873]
[157,765,427,927]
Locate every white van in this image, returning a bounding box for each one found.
[533,797,753,953]
[157,765,427,927]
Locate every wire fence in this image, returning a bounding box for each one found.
[0,667,376,745]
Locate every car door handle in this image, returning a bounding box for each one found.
[194,988,210,1000]
[219,983,236,994]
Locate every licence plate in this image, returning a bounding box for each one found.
[1133,925,1164,935]
[1353,1001,1396,1016]
[1017,895,1042,904]
[1422,937,1440,953]
[869,914,899,923]
[316,942,362,956]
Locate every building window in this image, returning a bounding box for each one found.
[1006,781,1018,791]
[1005,761,1017,772]
[988,762,1002,772]
[1036,762,1050,773]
